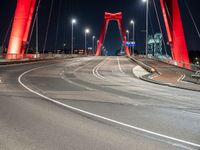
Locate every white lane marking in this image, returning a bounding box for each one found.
[18,65,200,149]
[117,56,124,73]
[177,74,186,82]
[92,63,104,80]
[92,58,108,80]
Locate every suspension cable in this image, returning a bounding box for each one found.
[164,1,184,63]
[26,0,42,54]
[54,0,62,53]
[148,10,156,56]
[2,16,13,49]
[43,0,54,54]
[152,0,168,56]
[184,0,200,40]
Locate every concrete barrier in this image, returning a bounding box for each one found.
[128,56,157,73]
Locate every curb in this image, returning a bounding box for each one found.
[140,75,200,92]
[128,56,157,73]
[128,56,200,92]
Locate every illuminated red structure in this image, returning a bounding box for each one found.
[96,2,190,68]
[160,0,190,68]
[96,12,130,56]
[7,0,190,68]
[7,0,36,59]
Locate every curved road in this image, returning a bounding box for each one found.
[0,56,200,150]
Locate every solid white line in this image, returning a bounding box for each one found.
[92,58,107,80]
[92,62,104,80]
[117,56,124,73]
[177,74,186,82]
[18,64,200,149]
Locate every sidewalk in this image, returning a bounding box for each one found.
[133,56,200,92]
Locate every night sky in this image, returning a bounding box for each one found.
[0,0,200,55]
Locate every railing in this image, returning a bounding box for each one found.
[0,53,78,60]
[142,55,200,72]
[191,71,200,83]
[0,53,79,64]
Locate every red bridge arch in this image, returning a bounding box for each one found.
[95,12,130,56]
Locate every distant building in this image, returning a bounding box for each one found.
[148,33,162,57]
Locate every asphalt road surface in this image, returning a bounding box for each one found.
[0,56,200,150]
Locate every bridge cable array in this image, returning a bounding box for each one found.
[43,0,54,54]
[26,0,42,54]
[148,0,169,58]
[184,0,200,41]
[163,1,184,62]
[54,0,63,53]
[152,0,168,57]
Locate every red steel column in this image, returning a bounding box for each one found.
[21,0,36,55]
[7,0,33,59]
[160,0,190,68]
[118,19,130,56]
[96,20,108,56]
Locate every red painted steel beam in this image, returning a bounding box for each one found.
[21,0,36,55]
[160,0,190,68]
[96,12,130,56]
[96,20,108,56]
[7,0,33,59]
[117,19,130,56]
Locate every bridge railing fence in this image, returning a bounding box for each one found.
[0,53,79,62]
[136,55,200,72]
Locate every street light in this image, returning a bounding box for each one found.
[142,0,149,57]
[92,36,95,55]
[126,30,129,41]
[85,28,90,55]
[130,20,135,56]
[71,18,76,54]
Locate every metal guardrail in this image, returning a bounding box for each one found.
[146,55,200,72]
[0,54,79,60]
[191,71,200,82]
[0,54,80,65]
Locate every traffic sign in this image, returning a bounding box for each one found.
[126,41,136,47]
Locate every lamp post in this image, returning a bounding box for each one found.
[36,13,39,56]
[126,30,129,41]
[96,40,99,55]
[92,36,95,55]
[71,19,76,54]
[142,0,149,57]
[130,20,135,56]
[85,28,90,55]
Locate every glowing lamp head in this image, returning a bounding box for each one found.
[130,20,134,24]
[85,28,90,34]
[72,19,76,24]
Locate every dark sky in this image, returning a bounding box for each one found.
[0,0,200,55]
